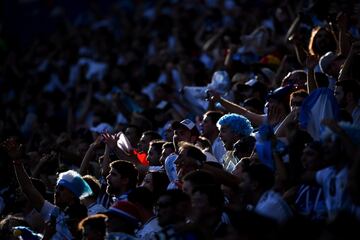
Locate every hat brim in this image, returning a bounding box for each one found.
[105,208,139,226]
[171,121,189,130]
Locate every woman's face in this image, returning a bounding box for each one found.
[301,146,321,171]
[141,173,154,192]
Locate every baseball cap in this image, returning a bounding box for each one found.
[106,201,141,226]
[172,119,199,136]
[266,85,294,102]
[90,122,113,134]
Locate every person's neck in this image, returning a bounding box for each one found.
[81,197,96,208]
[117,187,130,196]
[206,131,219,144]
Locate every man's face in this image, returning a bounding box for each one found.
[334,86,345,107]
[141,172,153,192]
[182,180,193,196]
[174,148,199,179]
[147,145,160,165]
[219,125,239,150]
[238,172,253,200]
[125,127,140,148]
[301,146,321,171]
[54,185,74,209]
[160,147,173,165]
[106,168,125,195]
[164,128,174,142]
[173,128,192,146]
[156,195,175,227]
[322,135,341,164]
[191,191,212,221]
[201,114,216,137]
[137,134,152,153]
[290,95,305,111]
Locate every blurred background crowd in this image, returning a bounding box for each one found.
[1,0,360,239]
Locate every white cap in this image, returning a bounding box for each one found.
[90,122,113,133]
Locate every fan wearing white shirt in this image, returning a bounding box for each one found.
[201,111,226,163]
[239,163,293,224]
[128,187,162,240]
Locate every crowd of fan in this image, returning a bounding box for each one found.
[1,0,360,239]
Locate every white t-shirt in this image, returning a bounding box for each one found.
[135,216,161,239]
[40,201,73,240]
[316,166,351,220]
[212,137,226,164]
[165,153,178,190]
[222,151,237,173]
[254,190,293,224]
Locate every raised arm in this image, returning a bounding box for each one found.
[338,41,360,82]
[79,136,103,175]
[288,34,308,67]
[208,90,265,126]
[202,27,226,52]
[3,138,44,212]
[305,55,319,93]
[275,107,300,138]
[336,12,351,56]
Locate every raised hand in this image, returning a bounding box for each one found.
[1,137,24,160]
[55,132,70,146]
[102,133,119,150]
[89,135,103,149]
[207,90,221,103]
